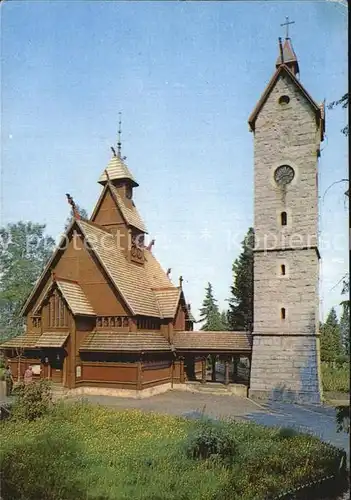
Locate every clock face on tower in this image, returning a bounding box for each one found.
[274,165,295,186]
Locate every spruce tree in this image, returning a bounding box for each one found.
[199,283,223,331]
[340,306,350,356]
[320,307,342,362]
[228,228,254,331]
[220,310,229,331]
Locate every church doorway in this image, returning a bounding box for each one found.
[41,349,66,384]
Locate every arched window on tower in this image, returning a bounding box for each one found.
[281,264,286,276]
[281,211,287,226]
[281,308,286,320]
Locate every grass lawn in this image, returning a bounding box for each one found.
[1,400,347,500]
[322,363,350,395]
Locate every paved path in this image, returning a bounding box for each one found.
[69,389,349,454]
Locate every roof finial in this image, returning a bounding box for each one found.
[179,276,183,288]
[65,193,81,220]
[280,16,294,39]
[278,37,284,64]
[117,111,122,158]
[146,239,155,251]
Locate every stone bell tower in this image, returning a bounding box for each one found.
[248,34,325,403]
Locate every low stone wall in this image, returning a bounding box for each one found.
[68,382,172,399]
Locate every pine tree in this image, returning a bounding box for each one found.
[220,310,229,331]
[199,283,223,331]
[228,228,254,331]
[320,307,342,362]
[340,306,350,356]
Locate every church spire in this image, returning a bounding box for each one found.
[276,17,299,76]
[117,111,122,159]
[98,115,138,187]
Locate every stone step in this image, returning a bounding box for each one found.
[187,383,232,395]
[50,384,69,399]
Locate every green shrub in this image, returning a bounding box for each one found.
[335,355,349,366]
[336,406,350,433]
[277,427,299,439]
[0,425,87,500]
[11,379,53,421]
[322,362,350,393]
[183,418,237,461]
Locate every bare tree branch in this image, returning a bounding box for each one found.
[327,93,349,110]
[322,179,349,202]
[330,273,349,292]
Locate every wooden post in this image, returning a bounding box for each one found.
[63,354,67,387]
[69,313,76,389]
[137,359,142,390]
[233,356,239,382]
[168,322,174,344]
[211,355,216,382]
[201,357,206,384]
[224,359,230,386]
[180,357,185,384]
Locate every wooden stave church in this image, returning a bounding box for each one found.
[1,146,252,397]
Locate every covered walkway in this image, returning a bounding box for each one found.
[173,330,252,386]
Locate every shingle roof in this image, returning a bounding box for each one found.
[77,220,176,318]
[33,279,95,317]
[144,251,174,289]
[36,331,69,348]
[173,331,252,352]
[33,279,53,315]
[110,184,147,233]
[56,280,95,316]
[98,156,138,187]
[80,330,171,352]
[0,332,42,349]
[276,38,298,66]
[153,288,181,318]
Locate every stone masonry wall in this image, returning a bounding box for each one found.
[249,334,321,403]
[250,68,322,402]
[254,73,320,251]
[254,249,319,335]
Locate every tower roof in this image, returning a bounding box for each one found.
[276,38,299,75]
[248,64,325,141]
[98,155,139,187]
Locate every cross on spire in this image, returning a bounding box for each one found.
[117,111,122,158]
[280,16,295,39]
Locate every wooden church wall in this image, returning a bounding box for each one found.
[75,362,139,390]
[54,235,129,317]
[174,303,186,331]
[93,189,124,226]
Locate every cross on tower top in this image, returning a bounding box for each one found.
[117,111,122,158]
[280,16,295,39]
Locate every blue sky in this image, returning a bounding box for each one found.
[0,1,348,322]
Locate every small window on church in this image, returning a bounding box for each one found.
[279,95,290,105]
[281,211,287,226]
[281,308,286,320]
[281,264,286,276]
